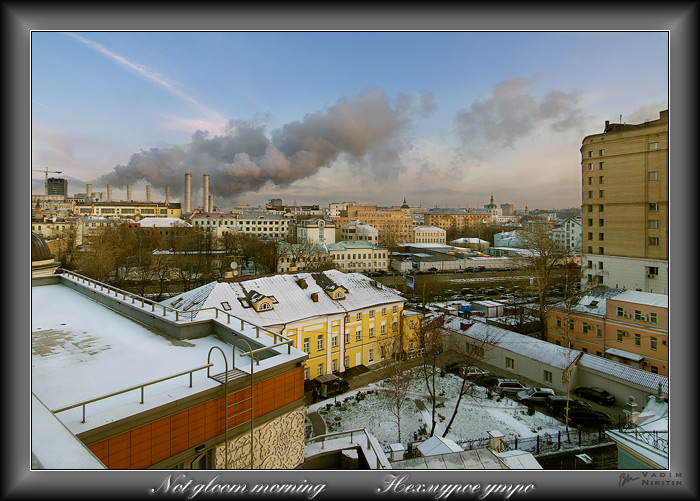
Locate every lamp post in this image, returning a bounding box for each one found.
[333,381,339,405]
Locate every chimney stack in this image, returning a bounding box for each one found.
[184,173,191,213]
[127,185,132,202]
[203,174,209,213]
[165,186,170,204]
[86,184,92,199]
[146,185,151,202]
[107,184,112,202]
[209,195,213,213]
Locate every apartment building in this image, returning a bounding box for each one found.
[423,208,491,236]
[332,205,414,245]
[550,217,582,253]
[581,110,668,294]
[336,221,379,244]
[295,217,336,244]
[236,213,292,240]
[547,289,668,376]
[326,241,389,273]
[74,201,182,220]
[412,225,447,244]
[164,270,419,379]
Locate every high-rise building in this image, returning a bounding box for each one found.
[46,177,68,196]
[581,110,668,294]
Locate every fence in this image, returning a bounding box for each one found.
[454,428,613,456]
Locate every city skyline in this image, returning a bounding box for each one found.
[32,31,668,209]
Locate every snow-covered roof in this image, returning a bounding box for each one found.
[605,347,644,362]
[326,241,383,251]
[578,354,668,394]
[417,436,463,456]
[451,238,489,244]
[550,287,624,316]
[444,318,579,370]
[162,270,406,327]
[138,217,190,227]
[611,290,668,309]
[413,225,445,232]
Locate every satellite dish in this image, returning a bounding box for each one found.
[230,261,238,270]
[233,270,239,276]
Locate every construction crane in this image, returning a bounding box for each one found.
[33,167,63,194]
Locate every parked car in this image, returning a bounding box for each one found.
[573,386,616,405]
[494,378,529,396]
[544,395,592,417]
[479,376,501,388]
[444,361,466,374]
[516,387,555,405]
[566,408,612,428]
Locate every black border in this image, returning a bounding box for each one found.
[11,5,696,500]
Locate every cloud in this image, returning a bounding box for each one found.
[453,75,584,158]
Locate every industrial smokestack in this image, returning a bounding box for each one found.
[107,184,112,202]
[146,185,151,202]
[165,186,170,204]
[209,195,213,213]
[127,185,132,202]
[203,174,209,213]
[86,184,92,198]
[184,173,191,213]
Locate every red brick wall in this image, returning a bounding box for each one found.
[87,366,304,469]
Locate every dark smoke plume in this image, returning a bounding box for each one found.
[96,87,434,200]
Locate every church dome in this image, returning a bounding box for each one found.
[32,232,54,262]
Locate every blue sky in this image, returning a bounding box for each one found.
[31,31,668,210]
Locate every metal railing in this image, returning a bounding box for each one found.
[58,270,294,353]
[52,364,213,423]
[614,429,668,453]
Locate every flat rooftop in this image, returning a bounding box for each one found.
[32,277,305,435]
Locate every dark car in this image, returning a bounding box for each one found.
[566,408,612,428]
[574,386,616,405]
[444,361,466,374]
[479,375,501,388]
[545,395,592,417]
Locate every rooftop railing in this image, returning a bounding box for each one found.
[58,269,294,354]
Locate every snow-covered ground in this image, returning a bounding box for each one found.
[307,370,568,451]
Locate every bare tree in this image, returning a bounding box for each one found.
[383,355,414,443]
[514,221,569,341]
[413,313,446,437]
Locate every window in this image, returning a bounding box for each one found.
[356,312,362,321]
[588,219,593,226]
[409,320,415,329]
[599,247,604,255]
[556,317,562,328]
[505,357,515,369]
[317,364,324,376]
[587,163,593,171]
[650,337,658,351]
[650,312,658,324]
[634,310,642,321]
[304,367,310,380]
[332,359,338,372]
[599,149,604,156]
[380,346,386,360]
[599,219,604,227]
[356,328,362,342]
[568,320,575,331]
[634,333,641,347]
[616,330,626,342]
[369,310,374,319]
[587,205,593,212]
[599,176,604,183]
[332,332,339,348]
[544,370,553,383]
[588,191,593,199]
[599,262,603,270]
[588,247,593,254]
[599,204,604,212]
[381,324,386,335]
[649,141,659,150]
[599,233,604,241]
[596,326,603,338]
[599,190,604,198]
[651,366,659,374]
[317,335,324,351]
[588,177,593,185]
[344,356,350,369]
[599,162,604,170]
[369,327,374,338]
[409,340,415,351]
[345,330,350,344]
[392,320,398,332]
[368,349,374,362]
[617,307,624,318]
[588,151,592,158]
[649,220,659,229]
[587,232,593,240]
[582,323,589,334]
[649,203,659,212]
[649,171,659,181]
[649,237,660,246]
[303,338,310,352]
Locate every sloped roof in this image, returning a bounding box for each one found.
[578,354,668,394]
[161,270,405,326]
[417,436,463,456]
[611,290,668,308]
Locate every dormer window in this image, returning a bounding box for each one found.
[257,301,272,311]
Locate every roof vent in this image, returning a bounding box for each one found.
[311,292,319,302]
[298,278,308,289]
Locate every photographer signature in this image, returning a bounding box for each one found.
[619,473,640,487]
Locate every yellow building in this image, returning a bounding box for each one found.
[163,270,420,379]
[547,289,668,376]
[580,110,668,293]
[74,201,182,220]
[423,209,491,236]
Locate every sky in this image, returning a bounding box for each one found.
[31,31,668,211]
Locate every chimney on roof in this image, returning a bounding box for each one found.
[311,292,319,302]
[165,186,170,204]
[298,278,308,289]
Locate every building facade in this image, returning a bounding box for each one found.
[580,110,668,294]
[423,209,491,236]
[412,225,447,244]
[547,289,668,376]
[74,201,182,221]
[333,205,414,245]
[326,241,389,273]
[336,221,379,244]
